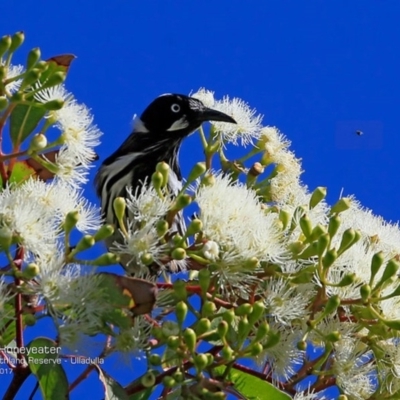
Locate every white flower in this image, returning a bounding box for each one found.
[202,240,219,261]
[260,126,291,158]
[34,84,72,104]
[195,173,286,270]
[3,63,24,93]
[126,184,174,223]
[191,88,215,108]
[111,222,167,272]
[211,95,263,146]
[114,316,151,354]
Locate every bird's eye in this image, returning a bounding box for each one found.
[171,104,180,113]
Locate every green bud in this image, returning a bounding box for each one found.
[92,252,120,266]
[141,371,156,388]
[0,35,12,57]
[140,253,154,266]
[93,224,114,241]
[235,303,253,317]
[166,336,180,350]
[23,263,39,279]
[243,257,259,269]
[9,31,24,52]
[185,219,203,237]
[43,99,64,110]
[264,331,280,349]
[188,162,206,182]
[289,241,305,255]
[328,215,341,238]
[171,247,186,260]
[0,96,8,110]
[196,318,211,336]
[330,197,351,214]
[152,327,163,341]
[64,210,79,234]
[238,317,251,340]
[221,345,234,361]
[173,370,184,382]
[194,354,208,370]
[173,280,187,301]
[377,259,400,287]
[74,235,95,253]
[297,340,307,351]
[205,353,214,366]
[201,174,215,187]
[383,319,400,331]
[29,133,47,152]
[183,328,196,353]
[338,228,356,255]
[299,215,312,238]
[155,161,169,187]
[249,342,263,356]
[279,209,291,230]
[217,321,228,339]
[255,321,270,341]
[35,60,48,71]
[309,186,327,209]
[338,395,348,400]
[317,233,330,256]
[322,248,337,269]
[42,71,66,88]
[26,48,41,70]
[326,331,341,342]
[202,301,216,317]
[162,376,176,389]
[20,68,41,88]
[113,197,126,222]
[24,314,36,327]
[324,295,340,315]
[156,219,169,237]
[310,224,327,241]
[0,226,13,250]
[298,242,319,259]
[198,268,210,295]
[307,319,317,329]
[360,284,371,301]
[151,171,163,191]
[370,251,385,283]
[337,273,356,287]
[176,301,188,325]
[248,301,265,325]
[171,194,192,211]
[222,309,235,325]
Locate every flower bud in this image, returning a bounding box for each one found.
[93,224,114,241]
[317,233,330,256]
[26,48,41,70]
[0,225,13,250]
[29,133,47,152]
[140,253,154,266]
[299,242,319,259]
[299,215,312,239]
[171,247,186,260]
[113,197,126,222]
[42,71,66,88]
[141,371,156,388]
[360,284,371,301]
[254,321,270,341]
[378,259,400,287]
[43,99,64,110]
[162,376,176,388]
[0,35,12,57]
[235,303,253,317]
[248,301,265,325]
[217,321,228,339]
[310,224,327,241]
[202,301,216,318]
[324,295,340,315]
[155,161,169,187]
[198,268,211,295]
[171,194,192,211]
[185,219,203,237]
[279,209,291,230]
[322,248,337,269]
[92,252,120,266]
[187,162,206,182]
[325,331,341,342]
[23,263,39,279]
[249,342,263,356]
[370,251,385,283]
[173,370,184,382]
[338,228,356,255]
[221,345,234,361]
[183,328,196,353]
[24,314,36,327]
[297,340,307,351]
[156,219,168,237]
[151,171,163,191]
[176,301,188,325]
[330,197,351,214]
[21,68,41,89]
[264,331,280,349]
[194,354,208,370]
[196,318,211,335]
[337,273,356,287]
[201,174,215,187]
[74,235,95,253]
[173,280,187,301]
[166,336,180,350]
[309,186,327,209]
[64,210,79,234]
[328,215,341,238]
[9,31,24,52]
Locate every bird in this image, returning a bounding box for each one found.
[95,93,236,273]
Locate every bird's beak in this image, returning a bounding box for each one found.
[200,108,236,124]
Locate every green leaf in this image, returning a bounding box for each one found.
[216,366,291,400]
[26,337,68,400]
[96,367,129,400]
[9,103,46,146]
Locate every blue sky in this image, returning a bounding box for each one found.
[1,1,400,398]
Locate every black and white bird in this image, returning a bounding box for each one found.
[95,93,236,272]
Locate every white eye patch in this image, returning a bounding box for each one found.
[171,103,180,113]
[167,116,189,131]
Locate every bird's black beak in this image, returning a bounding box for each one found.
[200,108,236,124]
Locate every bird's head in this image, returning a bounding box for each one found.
[134,93,236,137]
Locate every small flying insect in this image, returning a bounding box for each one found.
[356,130,363,136]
